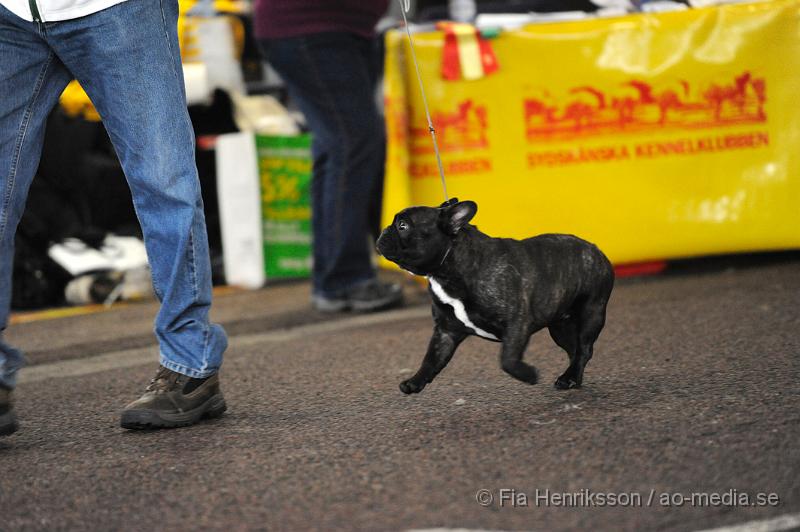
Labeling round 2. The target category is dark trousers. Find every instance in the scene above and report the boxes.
[261,32,386,298]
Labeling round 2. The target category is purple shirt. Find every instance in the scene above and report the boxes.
[254,0,390,40]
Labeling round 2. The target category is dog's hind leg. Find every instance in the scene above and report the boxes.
[499,327,539,385]
[549,317,580,390]
[400,326,467,394]
[555,298,608,389]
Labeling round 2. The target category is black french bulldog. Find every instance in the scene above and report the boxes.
[376,199,614,394]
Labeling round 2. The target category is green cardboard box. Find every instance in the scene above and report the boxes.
[256,134,312,279]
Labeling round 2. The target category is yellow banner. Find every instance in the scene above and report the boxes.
[383,0,800,265]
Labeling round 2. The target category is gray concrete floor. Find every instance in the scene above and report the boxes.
[1,262,798,531]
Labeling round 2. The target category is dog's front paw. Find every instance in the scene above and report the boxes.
[554,373,580,390]
[399,378,426,394]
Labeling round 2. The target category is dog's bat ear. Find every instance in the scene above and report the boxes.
[440,200,477,235]
[438,197,459,209]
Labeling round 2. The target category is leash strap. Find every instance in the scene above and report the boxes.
[397,0,449,201]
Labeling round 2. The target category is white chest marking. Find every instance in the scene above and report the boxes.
[428,277,499,341]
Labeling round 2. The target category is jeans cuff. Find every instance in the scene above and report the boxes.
[0,351,27,391]
[159,356,218,379]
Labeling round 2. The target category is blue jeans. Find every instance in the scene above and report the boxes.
[261,33,386,298]
[0,0,227,389]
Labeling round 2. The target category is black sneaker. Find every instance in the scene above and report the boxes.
[312,279,404,313]
[120,366,227,430]
[0,386,17,437]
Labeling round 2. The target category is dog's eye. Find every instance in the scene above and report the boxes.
[397,220,409,232]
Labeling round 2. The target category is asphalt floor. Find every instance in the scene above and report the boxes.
[0,258,798,531]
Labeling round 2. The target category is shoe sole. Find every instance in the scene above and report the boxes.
[120,394,227,430]
[351,295,404,312]
[312,297,350,313]
[314,292,404,313]
[0,410,18,437]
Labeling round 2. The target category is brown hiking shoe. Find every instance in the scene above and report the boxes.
[120,366,226,430]
[0,386,18,437]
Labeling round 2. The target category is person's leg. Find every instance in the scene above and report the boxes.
[0,5,73,434]
[45,0,227,427]
[47,0,227,377]
[263,33,400,310]
[366,33,388,241]
[308,140,329,297]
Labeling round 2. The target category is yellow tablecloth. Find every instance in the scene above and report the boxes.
[382,0,800,265]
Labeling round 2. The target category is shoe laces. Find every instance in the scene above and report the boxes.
[146,366,180,393]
